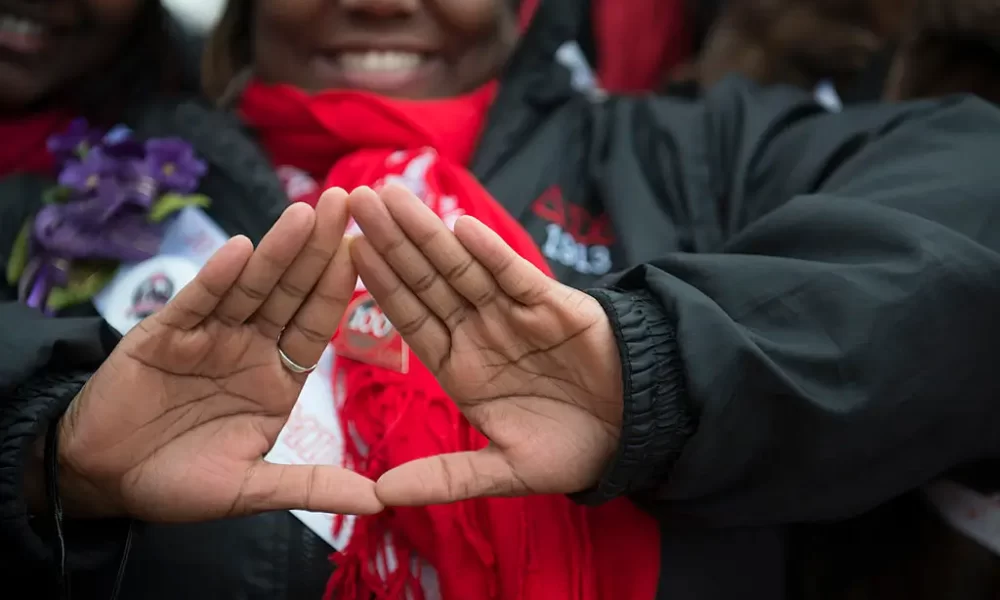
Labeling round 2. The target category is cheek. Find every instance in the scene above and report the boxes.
[253,0,330,85]
[256,0,330,30]
[432,0,500,34]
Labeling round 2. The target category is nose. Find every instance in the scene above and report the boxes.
[339,0,419,18]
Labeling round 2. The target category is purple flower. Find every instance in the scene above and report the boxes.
[32,202,163,263]
[103,136,145,161]
[46,119,104,165]
[142,138,207,194]
[19,257,70,316]
[57,147,122,195]
[42,194,122,229]
[117,160,161,208]
[21,123,210,316]
[56,146,158,214]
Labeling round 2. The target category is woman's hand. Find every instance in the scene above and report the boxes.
[57,188,382,521]
[347,186,623,507]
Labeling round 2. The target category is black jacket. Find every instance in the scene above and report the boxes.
[487,0,1000,596]
[4,0,1000,598]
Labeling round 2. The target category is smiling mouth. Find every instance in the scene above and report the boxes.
[0,13,46,54]
[327,50,436,94]
[339,50,425,72]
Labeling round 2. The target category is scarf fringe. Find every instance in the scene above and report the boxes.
[329,366,500,599]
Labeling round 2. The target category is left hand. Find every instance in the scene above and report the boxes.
[346,185,624,506]
[56,189,380,521]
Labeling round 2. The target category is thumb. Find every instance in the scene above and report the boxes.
[238,462,383,516]
[374,447,526,506]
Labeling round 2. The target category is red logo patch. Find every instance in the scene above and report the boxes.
[331,293,409,373]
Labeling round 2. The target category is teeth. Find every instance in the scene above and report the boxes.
[0,15,43,36]
[339,51,423,72]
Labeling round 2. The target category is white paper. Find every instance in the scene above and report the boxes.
[94,206,228,335]
[266,346,356,549]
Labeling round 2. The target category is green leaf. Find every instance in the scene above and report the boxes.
[42,186,72,205]
[6,220,32,285]
[45,261,118,312]
[148,193,211,223]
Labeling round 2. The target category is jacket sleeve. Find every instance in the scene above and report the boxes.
[576,77,1000,527]
[0,302,127,575]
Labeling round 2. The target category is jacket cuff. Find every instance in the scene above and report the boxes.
[1,371,88,560]
[0,371,127,571]
[571,288,696,505]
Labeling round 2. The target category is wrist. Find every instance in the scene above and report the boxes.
[572,288,696,504]
[588,315,625,472]
[16,371,121,520]
[25,403,122,520]
[54,405,123,520]
[24,418,110,519]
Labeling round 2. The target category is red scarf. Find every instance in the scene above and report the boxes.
[0,112,73,177]
[240,80,661,600]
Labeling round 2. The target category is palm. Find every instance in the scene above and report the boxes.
[348,186,623,506]
[59,191,382,521]
[89,322,296,518]
[445,297,619,494]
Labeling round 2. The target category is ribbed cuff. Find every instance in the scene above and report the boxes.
[1,371,129,573]
[1,371,89,562]
[571,288,696,505]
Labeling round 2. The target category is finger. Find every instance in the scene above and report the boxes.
[454,216,553,306]
[214,203,316,326]
[252,188,349,339]
[238,462,383,516]
[156,236,254,330]
[348,186,470,328]
[349,236,451,372]
[374,447,525,506]
[377,184,500,309]
[277,236,356,378]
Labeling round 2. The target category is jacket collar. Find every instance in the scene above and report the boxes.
[471,0,597,181]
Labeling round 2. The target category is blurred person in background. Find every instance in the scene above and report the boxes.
[883,0,1000,104]
[678,0,1000,106]
[675,0,908,100]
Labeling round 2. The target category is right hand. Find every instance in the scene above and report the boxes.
[56,188,382,521]
[347,186,623,506]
